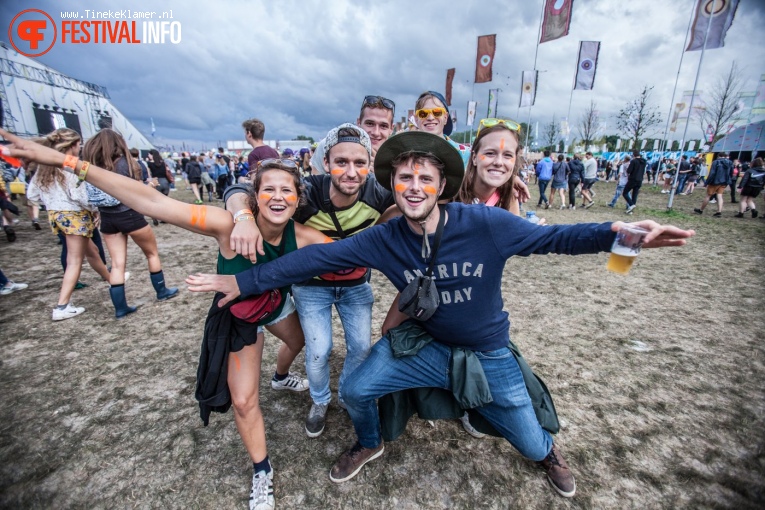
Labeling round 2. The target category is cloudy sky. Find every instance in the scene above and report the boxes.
[2,0,764,149]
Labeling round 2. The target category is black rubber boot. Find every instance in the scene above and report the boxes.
[753,210,759,218]
[109,284,138,319]
[150,270,179,301]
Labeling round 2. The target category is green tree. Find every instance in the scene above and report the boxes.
[295,135,315,144]
[616,85,662,150]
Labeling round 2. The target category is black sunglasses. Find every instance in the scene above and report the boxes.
[362,95,395,112]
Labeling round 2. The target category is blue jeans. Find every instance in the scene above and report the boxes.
[292,283,374,405]
[537,179,550,205]
[609,184,625,207]
[342,338,554,461]
[676,174,689,194]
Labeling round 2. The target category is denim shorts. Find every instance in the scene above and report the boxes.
[257,293,296,335]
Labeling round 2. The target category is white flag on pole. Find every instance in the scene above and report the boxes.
[653,139,659,151]
[574,41,601,90]
[519,71,538,108]
[640,139,647,150]
[616,139,621,150]
[466,101,477,126]
[688,140,696,151]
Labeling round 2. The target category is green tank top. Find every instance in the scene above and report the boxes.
[216,219,298,322]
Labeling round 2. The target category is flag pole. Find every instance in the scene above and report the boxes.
[525,0,546,152]
[668,1,714,211]
[659,0,696,157]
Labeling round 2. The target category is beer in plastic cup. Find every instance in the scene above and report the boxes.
[607,226,649,274]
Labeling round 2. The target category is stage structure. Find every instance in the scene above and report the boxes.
[0,41,153,150]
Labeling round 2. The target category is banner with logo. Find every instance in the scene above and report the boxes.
[686,0,740,51]
[445,68,455,106]
[487,89,499,118]
[540,0,574,44]
[519,71,538,108]
[475,34,496,83]
[574,41,600,90]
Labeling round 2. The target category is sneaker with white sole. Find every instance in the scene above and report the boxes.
[0,281,28,295]
[329,441,385,483]
[538,444,576,497]
[305,402,329,438]
[249,469,274,510]
[52,303,85,321]
[460,412,486,438]
[271,372,309,392]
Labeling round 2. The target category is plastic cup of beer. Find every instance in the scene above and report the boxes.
[607,226,649,274]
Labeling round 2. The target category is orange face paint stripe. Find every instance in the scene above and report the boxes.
[284,195,297,203]
[232,353,241,371]
[394,184,407,192]
[423,185,438,195]
[479,155,486,161]
[259,193,272,201]
[190,204,207,230]
[323,236,333,243]
[330,168,343,175]
[500,138,505,151]
[359,168,369,175]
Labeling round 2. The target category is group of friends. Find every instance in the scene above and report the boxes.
[0,89,696,510]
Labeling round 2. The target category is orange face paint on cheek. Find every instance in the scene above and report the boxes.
[359,168,369,176]
[394,184,407,192]
[284,194,297,204]
[423,185,438,195]
[330,168,343,175]
[259,193,272,201]
[479,155,486,161]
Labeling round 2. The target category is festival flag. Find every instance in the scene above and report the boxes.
[535,121,539,139]
[407,109,415,127]
[487,89,499,117]
[519,71,538,108]
[475,35,496,83]
[445,68,455,106]
[669,102,683,132]
[540,0,574,44]
[752,75,765,115]
[466,101,477,126]
[574,41,600,90]
[653,139,659,151]
[640,139,647,150]
[686,0,740,51]
[688,140,696,151]
[560,118,570,138]
[150,117,156,136]
[628,139,634,150]
[450,110,458,131]
[615,139,621,150]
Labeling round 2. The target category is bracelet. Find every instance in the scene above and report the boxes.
[234,214,255,223]
[63,154,79,171]
[75,161,90,187]
[233,208,254,222]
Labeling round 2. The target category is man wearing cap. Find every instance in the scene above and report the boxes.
[223,124,394,438]
[190,131,693,498]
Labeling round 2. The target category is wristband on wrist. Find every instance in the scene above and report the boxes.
[75,161,90,187]
[63,154,79,171]
[234,214,255,223]
[233,208,254,222]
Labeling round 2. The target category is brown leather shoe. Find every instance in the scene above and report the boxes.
[538,444,576,497]
[329,441,384,483]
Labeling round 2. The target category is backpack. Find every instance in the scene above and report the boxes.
[748,170,765,189]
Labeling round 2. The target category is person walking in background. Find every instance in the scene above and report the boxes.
[567,154,583,209]
[675,155,691,196]
[608,156,630,209]
[682,157,700,195]
[25,128,112,321]
[186,154,204,204]
[623,150,647,215]
[82,129,179,318]
[214,154,229,200]
[550,154,568,209]
[536,150,553,208]
[734,157,764,218]
[694,152,732,217]
[0,268,28,295]
[580,152,597,209]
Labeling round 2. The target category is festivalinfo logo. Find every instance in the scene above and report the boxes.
[8,8,182,58]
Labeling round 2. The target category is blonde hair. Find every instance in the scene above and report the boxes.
[29,128,81,191]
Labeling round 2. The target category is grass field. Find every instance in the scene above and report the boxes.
[1,180,763,509]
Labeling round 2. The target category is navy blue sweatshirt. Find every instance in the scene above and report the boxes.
[235,202,616,351]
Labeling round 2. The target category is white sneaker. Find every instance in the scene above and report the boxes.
[249,469,274,510]
[0,281,28,295]
[52,303,85,321]
[271,372,309,392]
[460,412,486,439]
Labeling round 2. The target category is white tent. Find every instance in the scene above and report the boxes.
[0,41,153,150]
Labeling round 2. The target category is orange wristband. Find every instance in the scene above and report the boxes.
[63,154,79,170]
[76,161,90,187]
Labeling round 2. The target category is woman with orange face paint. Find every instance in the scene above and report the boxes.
[0,128,331,510]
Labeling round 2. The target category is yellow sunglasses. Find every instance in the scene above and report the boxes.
[477,118,522,136]
[415,107,447,119]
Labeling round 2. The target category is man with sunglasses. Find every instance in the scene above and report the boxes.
[190,131,694,498]
[224,124,394,438]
